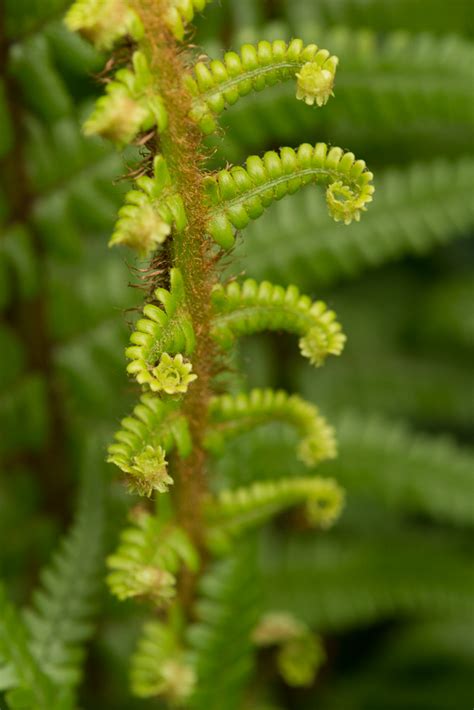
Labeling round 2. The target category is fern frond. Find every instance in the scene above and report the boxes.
[206,388,337,467]
[107,393,192,496]
[187,39,338,134]
[260,525,474,630]
[214,415,474,527]
[253,612,326,688]
[109,154,187,256]
[130,616,196,703]
[216,26,474,162]
[83,50,168,144]
[211,278,345,366]
[107,509,199,604]
[0,585,57,710]
[205,476,344,547]
[323,411,474,527]
[64,0,144,49]
[286,0,474,37]
[125,267,196,390]
[187,541,260,710]
[204,143,374,248]
[240,157,474,287]
[23,444,105,690]
[166,0,214,41]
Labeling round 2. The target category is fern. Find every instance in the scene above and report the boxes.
[130,615,196,703]
[23,443,105,690]
[205,143,374,248]
[285,0,474,37]
[238,157,474,287]
[107,393,192,496]
[107,509,199,604]
[0,586,57,710]
[322,412,474,527]
[205,476,344,547]
[125,267,196,387]
[259,524,473,630]
[211,278,345,365]
[187,541,260,710]
[213,417,474,527]
[214,25,474,162]
[206,388,337,467]
[186,39,338,134]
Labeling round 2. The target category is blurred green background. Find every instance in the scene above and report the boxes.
[1,1,473,708]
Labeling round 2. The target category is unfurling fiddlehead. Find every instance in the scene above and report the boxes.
[204,476,344,550]
[186,40,338,134]
[107,508,199,604]
[205,389,337,467]
[204,144,374,248]
[107,394,192,496]
[64,0,373,703]
[211,278,346,366]
[252,612,326,687]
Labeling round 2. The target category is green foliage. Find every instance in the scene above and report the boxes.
[206,388,337,467]
[130,617,196,703]
[205,476,344,549]
[125,268,196,387]
[211,278,345,365]
[214,416,474,527]
[107,393,192,496]
[239,157,474,287]
[285,0,474,36]
[259,523,473,630]
[187,542,260,710]
[187,39,338,134]
[214,24,474,164]
[205,143,374,248]
[107,509,199,605]
[0,586,58,710]
[0,444,105,708]
[23,452,105,689]
[2,0,473,708]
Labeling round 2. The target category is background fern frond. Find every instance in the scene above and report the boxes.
[23,439,106,690]
[187,540,260,710]
[0,585,57,710]
[259,523,473,630]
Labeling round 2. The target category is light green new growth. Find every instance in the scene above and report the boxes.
[186,39,338,134]
[211,278,345,366]
[125,268,196,390]
[205,476,344,548]
[107,509,199,604]
[206,389,337,467]
[84,51,168,145]
[252,611,326,687]
[165,0,214,40]
[64,0,144,49]
[108,394,192,496]
[110,155,187,257]
[64,0,374,703]
[204,143,374,248]
[131,620,196,703]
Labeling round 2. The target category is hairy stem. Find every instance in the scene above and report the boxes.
[133,1,215,549]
